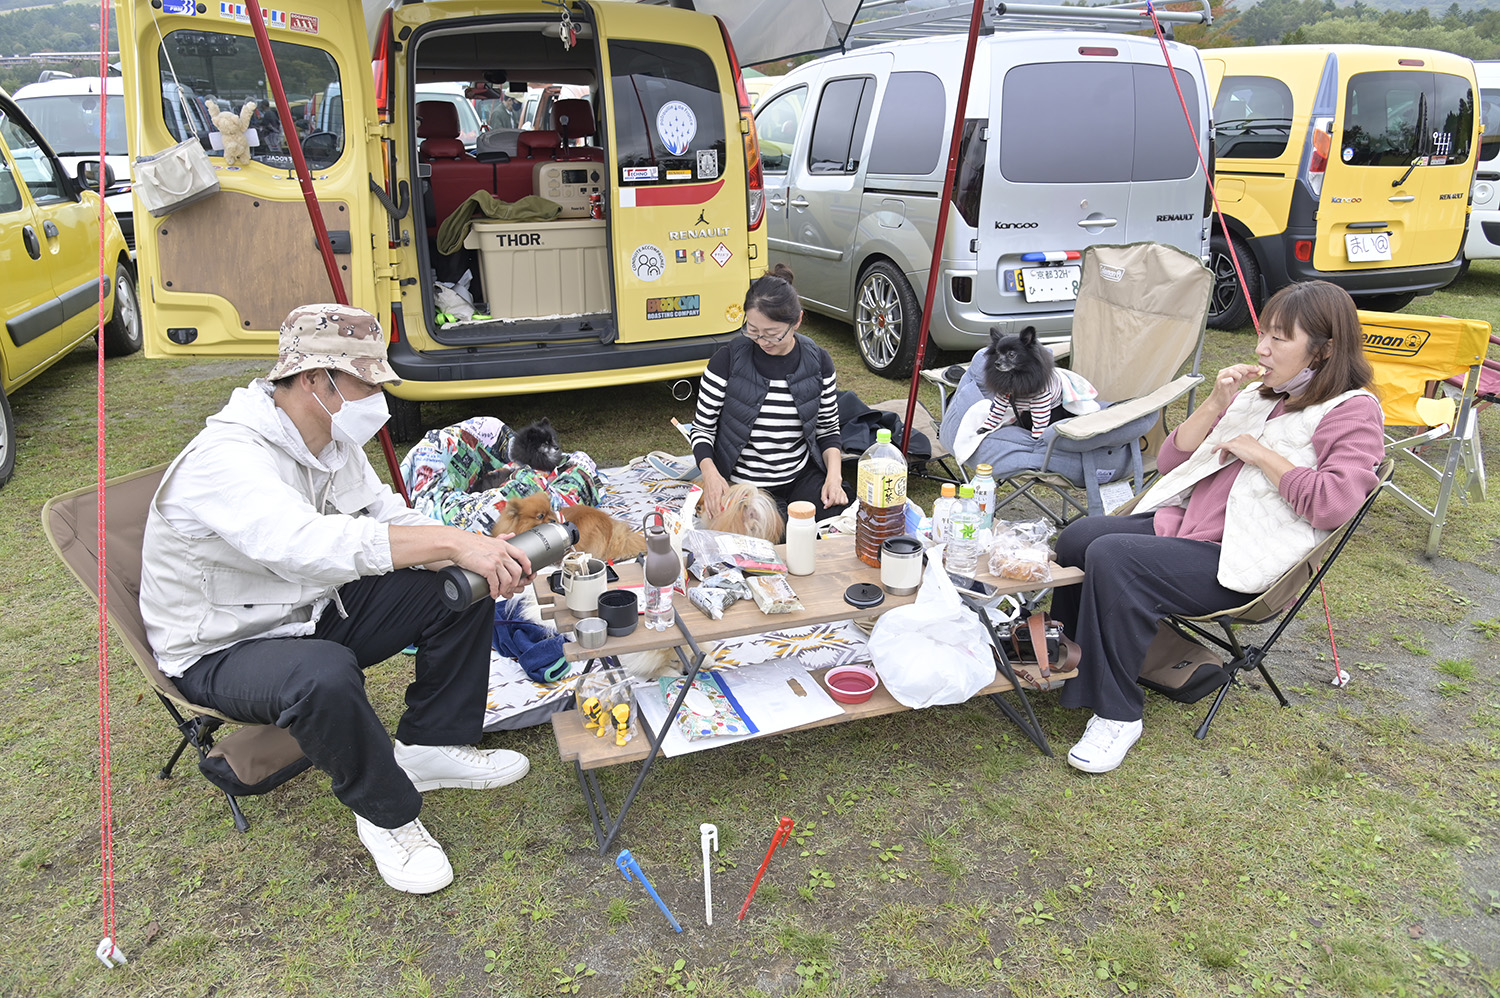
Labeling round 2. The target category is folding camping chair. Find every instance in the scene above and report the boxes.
[41,465,309,832]
[1127,458,1395,740]
[1359,310,1490,557]
[937,241,1213,524]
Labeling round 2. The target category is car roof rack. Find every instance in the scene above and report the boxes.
[844,0,1212,49]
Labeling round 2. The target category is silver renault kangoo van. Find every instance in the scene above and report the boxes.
[754,31,1212,376]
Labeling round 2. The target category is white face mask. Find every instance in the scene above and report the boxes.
[316,372,390,448]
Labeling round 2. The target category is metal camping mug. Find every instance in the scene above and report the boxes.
[562,555,608,616]
[880,535,925,595]
[437,520,580,612]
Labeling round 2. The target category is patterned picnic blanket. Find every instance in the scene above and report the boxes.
[400,424,872,730]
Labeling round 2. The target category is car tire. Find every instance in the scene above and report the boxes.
[1353,292,1417,314]
[388,393,423,443]
[854,259,921,378]
[0,383,15,489]
[1208,233,1260,331]
[101,262,143,357]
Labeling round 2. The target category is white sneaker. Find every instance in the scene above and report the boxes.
[1066,715,1144,774]
[393,740,531,792]
[355,815,453,894]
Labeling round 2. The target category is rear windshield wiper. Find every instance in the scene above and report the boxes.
[1392,155,1423,188]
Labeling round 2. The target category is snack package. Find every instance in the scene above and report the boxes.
[988,518,1055,584]
[687,568,754,620]
[682,528,787,579]
[574,668,635,745]
[746,572,804,614]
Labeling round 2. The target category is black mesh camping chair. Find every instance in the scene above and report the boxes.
[1123,458,1394,739]
[42,465,310,832]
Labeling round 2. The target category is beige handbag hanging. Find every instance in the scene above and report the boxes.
[133,11,220,217]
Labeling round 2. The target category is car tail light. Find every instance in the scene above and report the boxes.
[1398,59,1424,67]
[716,17,764,230]
[1078,47,1117,57]
[1294,240,1313,262]
[1305,115,1332,197]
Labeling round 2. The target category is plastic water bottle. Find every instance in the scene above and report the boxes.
[971,463,997,530]
[643,515,680,631]
[855,428,908,568]
[945,485,981,577]
[930,482,957,543]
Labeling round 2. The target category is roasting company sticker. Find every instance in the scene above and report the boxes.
[647,295,701,320]
[656,101,697,156]
[622,166,658,183]
[711,242,732,268]
[631,244,665,282]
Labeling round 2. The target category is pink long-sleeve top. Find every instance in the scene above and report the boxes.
[1152,392,1385,543]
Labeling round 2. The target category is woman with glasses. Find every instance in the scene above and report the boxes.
[691,264,849,527]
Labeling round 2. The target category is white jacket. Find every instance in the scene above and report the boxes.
[1134,385,1374,593]
[140,380,432,676]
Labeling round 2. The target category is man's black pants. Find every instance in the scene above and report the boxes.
[174,569,494,828]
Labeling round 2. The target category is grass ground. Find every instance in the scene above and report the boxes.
[2,265,1499,997]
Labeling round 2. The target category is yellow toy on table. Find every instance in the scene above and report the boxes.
[612,704,631,747]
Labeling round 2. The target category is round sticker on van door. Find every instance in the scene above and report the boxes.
[631,244,666,282]
[656,101,697,156]
[1342,147,1354,162]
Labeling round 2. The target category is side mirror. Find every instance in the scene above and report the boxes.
[76,160,115,190]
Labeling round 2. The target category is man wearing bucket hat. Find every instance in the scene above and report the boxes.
[141,303,534,895]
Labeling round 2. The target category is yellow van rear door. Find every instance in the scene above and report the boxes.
[118,0,376,358]
[1317,57,1477,272]
[592,2,762,342]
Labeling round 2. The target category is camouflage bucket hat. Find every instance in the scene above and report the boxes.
[266,304,400,386]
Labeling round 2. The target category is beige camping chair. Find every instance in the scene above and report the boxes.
[42,465,308,832]
[1122,458,1395,740]
[991,241,1213,522]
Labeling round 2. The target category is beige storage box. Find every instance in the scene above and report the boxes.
[462,218,609,319]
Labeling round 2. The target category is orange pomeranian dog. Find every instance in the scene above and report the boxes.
[491,492,647,561]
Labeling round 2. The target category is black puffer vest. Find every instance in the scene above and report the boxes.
[713,334,826,478]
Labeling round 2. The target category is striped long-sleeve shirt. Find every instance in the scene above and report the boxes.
[692,340,841,487]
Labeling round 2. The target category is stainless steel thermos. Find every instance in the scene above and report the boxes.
[437,520,580,611]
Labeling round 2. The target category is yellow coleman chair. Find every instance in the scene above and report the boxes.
[1359,310,1490,557]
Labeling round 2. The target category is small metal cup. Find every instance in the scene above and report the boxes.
[575,617,608,650]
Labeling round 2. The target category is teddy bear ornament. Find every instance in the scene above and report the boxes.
[206,100,257,168]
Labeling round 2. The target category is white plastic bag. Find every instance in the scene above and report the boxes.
[868,545,995,708]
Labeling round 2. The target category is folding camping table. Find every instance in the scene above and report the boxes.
[541,534,1082,852]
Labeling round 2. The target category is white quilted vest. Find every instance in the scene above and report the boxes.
[1134,386,1374,593]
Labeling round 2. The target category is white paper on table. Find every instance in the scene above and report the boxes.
[631,659,845,757]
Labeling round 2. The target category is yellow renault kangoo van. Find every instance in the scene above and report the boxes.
[117,0,766,438]
[1205,45,1478,329]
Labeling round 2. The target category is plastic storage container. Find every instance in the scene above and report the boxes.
[855,428,908,568]
[462,218,609,318]
[945,484,981,577]
[785,501,817,576]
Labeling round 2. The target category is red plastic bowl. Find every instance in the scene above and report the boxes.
[824,665,879,705]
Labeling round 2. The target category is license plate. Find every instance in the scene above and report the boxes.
[1345,232,1392,262]
[1020,266,1080,303]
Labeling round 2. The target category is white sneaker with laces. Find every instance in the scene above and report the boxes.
[1067,715,1144,774]
[355,815,453,894]
[393,740,531,792]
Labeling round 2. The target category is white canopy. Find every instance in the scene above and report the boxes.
[360,0,869,66]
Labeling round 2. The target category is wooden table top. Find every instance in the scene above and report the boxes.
[541,533,1083,771]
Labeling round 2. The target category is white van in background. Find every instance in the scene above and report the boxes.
[1464,60,1500,271]
[754,31,1212,376]
[14,75,135,250]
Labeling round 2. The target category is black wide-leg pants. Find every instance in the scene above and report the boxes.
[1049,513,1256,724]
[174,569,494,828]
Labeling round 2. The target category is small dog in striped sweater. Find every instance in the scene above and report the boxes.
[979,325,1072,440]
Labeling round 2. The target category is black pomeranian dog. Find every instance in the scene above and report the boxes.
[979,325,1069,440]
[508,417,564,472]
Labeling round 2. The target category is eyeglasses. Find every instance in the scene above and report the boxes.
[742,323,793,345]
